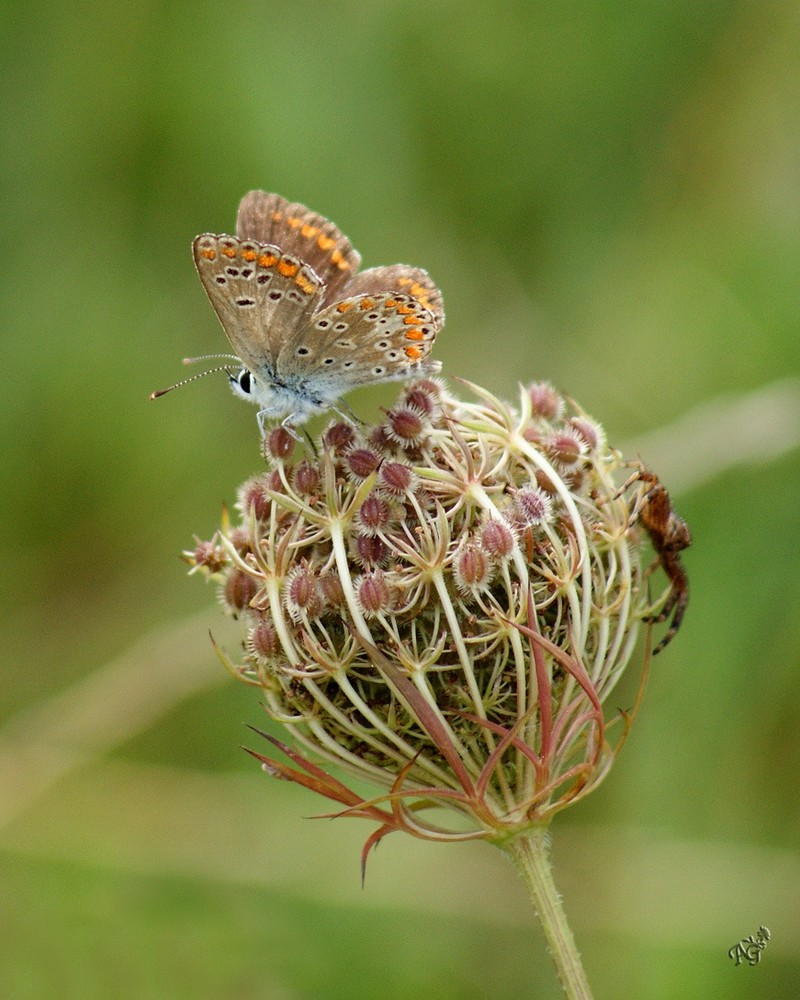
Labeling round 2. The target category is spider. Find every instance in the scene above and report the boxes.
[625,467,691,654]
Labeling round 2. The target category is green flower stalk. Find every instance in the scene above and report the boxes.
[188,377,689,999]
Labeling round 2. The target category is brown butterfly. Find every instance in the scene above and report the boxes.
[154,191,444,435]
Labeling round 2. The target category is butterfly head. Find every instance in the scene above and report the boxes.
[228,367,255,402]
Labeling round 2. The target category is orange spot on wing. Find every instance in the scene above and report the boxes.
[258,252,278,267]
[336,301,355,313]
[404,346,424,360]
[405,329,425,341]
[403,315,423,325]
[201,248,216,260]
[295,273,317,294]
[286,216,302,229]
[278,259,299,277]
[301,224,319,239]
[241,249,257,261]
[384,299,398,309]
[358,298,375,310]
[221,246,237,259]
[331,250,350,270]
[396,304,414,315]
[317,235,336,251]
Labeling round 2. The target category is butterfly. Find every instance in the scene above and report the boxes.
[173,191,444,435]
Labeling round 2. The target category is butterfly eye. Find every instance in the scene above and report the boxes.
[229,369,253,398]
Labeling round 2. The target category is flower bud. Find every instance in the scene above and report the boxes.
[236,476,271,520]
[528,381,564,419]
[356,570,394,617]
[379,461,417,495]
[293,461,320,496]
[248,616,280,660]
[513,487,554,526]
[454,541,492,594]
[480,518,516,561]
[386,406,427,445]
[546,431,586,469]
[284,565,321,622]
[346,447,382,480]
[356,493,397,536]
[323,422,356,454]
[221,569,258,614]
[265,426,295,460]
[353,534,389,567]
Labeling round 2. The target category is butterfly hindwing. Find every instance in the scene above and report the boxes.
[343,265,445,330]
[275,292,439,402]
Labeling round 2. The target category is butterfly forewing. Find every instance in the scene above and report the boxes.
[192,234,324,373]
[236,190,361,305]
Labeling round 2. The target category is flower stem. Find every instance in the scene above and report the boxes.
[504,827,594,999]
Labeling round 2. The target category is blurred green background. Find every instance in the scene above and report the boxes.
[2,2,799,997]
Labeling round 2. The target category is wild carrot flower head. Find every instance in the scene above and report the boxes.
[188,378,681,857]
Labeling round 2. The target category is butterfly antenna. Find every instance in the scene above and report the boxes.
[182,354,241,365]
[149,365,234,400]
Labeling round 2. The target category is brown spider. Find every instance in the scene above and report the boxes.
[625,467,691,654]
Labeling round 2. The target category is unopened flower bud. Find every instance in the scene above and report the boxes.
[222,569,258,614]
[513,487,554,525]
[546,432,586,469]
[356,493,397,536]
[293,461,320,495]
[379,461,417,495]
[237,476,271,520]
[386,406,427,445]
[454,541,492,594]
[481,518,516,561]
[528,381,564,419]
[265,426,295,460]
[356,570,394,616]
[403,385,437,417]
[323,422,356,454]
[248,616,280,660]
[318,571,345,610]
[353,534,389,567]
[569,416,604,452]
[284,565,321,622]
[347,447,382,480]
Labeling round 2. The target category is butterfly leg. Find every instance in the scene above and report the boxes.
[256,405,290,438]
[273,414,318,456]
[330,400,365,426]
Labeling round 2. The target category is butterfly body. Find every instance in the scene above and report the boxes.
[191,192,444,432]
